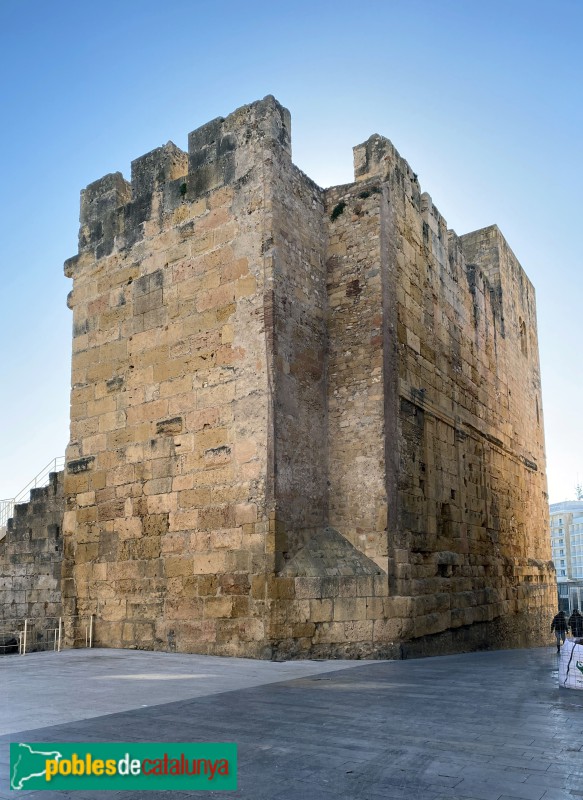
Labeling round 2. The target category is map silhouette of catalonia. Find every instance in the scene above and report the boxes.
[11,743,62,789]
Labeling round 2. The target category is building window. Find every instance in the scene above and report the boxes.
[560,570,566,576]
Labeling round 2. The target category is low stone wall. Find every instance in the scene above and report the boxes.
[0,472,64,650]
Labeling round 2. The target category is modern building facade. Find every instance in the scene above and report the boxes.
[550,500,583,612]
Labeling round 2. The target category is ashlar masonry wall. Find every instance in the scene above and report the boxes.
[63,99,286,656]
[0,472,64,646]
[335,135,554,652]
[61,96,555,659]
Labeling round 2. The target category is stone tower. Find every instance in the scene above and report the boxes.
[61,96,555,658]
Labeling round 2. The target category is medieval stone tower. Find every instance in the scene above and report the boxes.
[58,95,554,658]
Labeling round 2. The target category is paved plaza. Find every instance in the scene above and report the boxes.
[1,646,582,799]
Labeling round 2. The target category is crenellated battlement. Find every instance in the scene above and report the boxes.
[67,96,292,270]
[353,133,421,191]
[131,141,188,199]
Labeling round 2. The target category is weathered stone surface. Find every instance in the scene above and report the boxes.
[3,96,555,659]
[0,635,18,654]
[0,472,64,648]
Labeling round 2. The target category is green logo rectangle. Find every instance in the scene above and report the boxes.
[10,742,237,791]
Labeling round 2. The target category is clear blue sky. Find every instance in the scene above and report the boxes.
[0,0,581,503]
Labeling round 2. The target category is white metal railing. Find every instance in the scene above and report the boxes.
[0,615,94,656]
[0,456,65,529]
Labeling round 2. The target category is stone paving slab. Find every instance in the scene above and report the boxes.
[0,649,366,736]
[1,646,582,799]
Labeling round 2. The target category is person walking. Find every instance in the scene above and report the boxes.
[568,608,583,639]
[551,610,568,652]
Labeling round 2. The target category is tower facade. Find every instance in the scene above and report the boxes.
[61,96,555,657]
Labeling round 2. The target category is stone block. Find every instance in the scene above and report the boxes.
[313,622,347,644]
[294,577,322,599]
[309,599,333,622]
[333,598,367,622]
[204,596,233,618]
[192,552,227,575]
[164,557,192,578]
